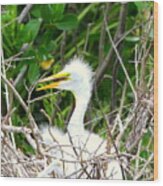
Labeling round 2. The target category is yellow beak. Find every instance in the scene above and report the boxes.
[37,72,70,91]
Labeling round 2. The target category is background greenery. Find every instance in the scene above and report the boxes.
[1,2,154,180]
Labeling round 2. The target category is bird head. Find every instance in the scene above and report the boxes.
[37,57,93,95]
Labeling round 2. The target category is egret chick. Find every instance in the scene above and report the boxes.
[37,57,123,179]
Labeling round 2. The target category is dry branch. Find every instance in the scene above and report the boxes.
[1,74,44,154]
[18,4,33,23]
[1,41,16,148]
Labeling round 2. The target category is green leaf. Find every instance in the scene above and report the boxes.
[2,5,17,24]
[40,4,65,23]
[134,2,153,12]
[149,27,154,39]
[51,4,65,21]
[20,19,42,43]
[128,2,138,17]
[140,150,149,159]
[28,62,40,83]
[134,2,145,11]
[40,5,52,22]
[31,5,42,18]
[142,131,151,146]
[55,14,78,31]
[125,36,140,42]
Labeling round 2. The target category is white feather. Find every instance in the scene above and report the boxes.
[40,57,123,179]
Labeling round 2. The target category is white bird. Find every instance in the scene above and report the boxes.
[37,57,123,179]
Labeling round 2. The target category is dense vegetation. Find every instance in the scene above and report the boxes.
[1,2,155,180]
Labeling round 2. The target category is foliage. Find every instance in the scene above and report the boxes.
[1,2,154,180]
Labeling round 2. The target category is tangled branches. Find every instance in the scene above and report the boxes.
[1,2,155,180]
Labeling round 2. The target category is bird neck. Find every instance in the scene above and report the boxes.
[67,89,91,136]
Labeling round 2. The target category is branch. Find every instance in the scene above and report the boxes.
[1,74,43,154]
[95,3,128,86]
[13,65,28,87]
[37,160,63,178]
[83,23,92,52]
[1,125,31,134]
[104,17,137,102]
[1,74,29,114]
[1,125,36,149]
[94,84,125,180]
[18,4,33,23]
[60,31,67,65]
[28,91,61,104]
[134,153,154,180]
[98,4,110,64]
[1,39,16,148]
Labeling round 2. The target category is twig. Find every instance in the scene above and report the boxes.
[83,23,92,52]
[1,40,16,148]
[65,167,86,178]
[118,80,127,117]
[115,106,136,147]
[134,153,154,180]
[40,109,52,125]
[5,56,34,64]
[2,74,29,114]
[134,44,139,87]
[116,16,153,48]
[95,3,128,87]
[104,17,137,102]
[2,17,18,29]
[67,131,91,179]
[37,160,63,178]
[134,140,142,176]
[111,81,127,138]
[98,4,110,64]
[95,6,152,89]
[18,4,33,23]
[4,51,23,63]
[13,65,28,86]
[1,125,32,134]
[2,107,16,125]
[2,125,36,149]
[8,56,35,62]
[140,42,153,91]
[110,58,120,125]
[28,91,61,103]
[94,84,125,180]
[1,74,43,154]
[60,31,67,64]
